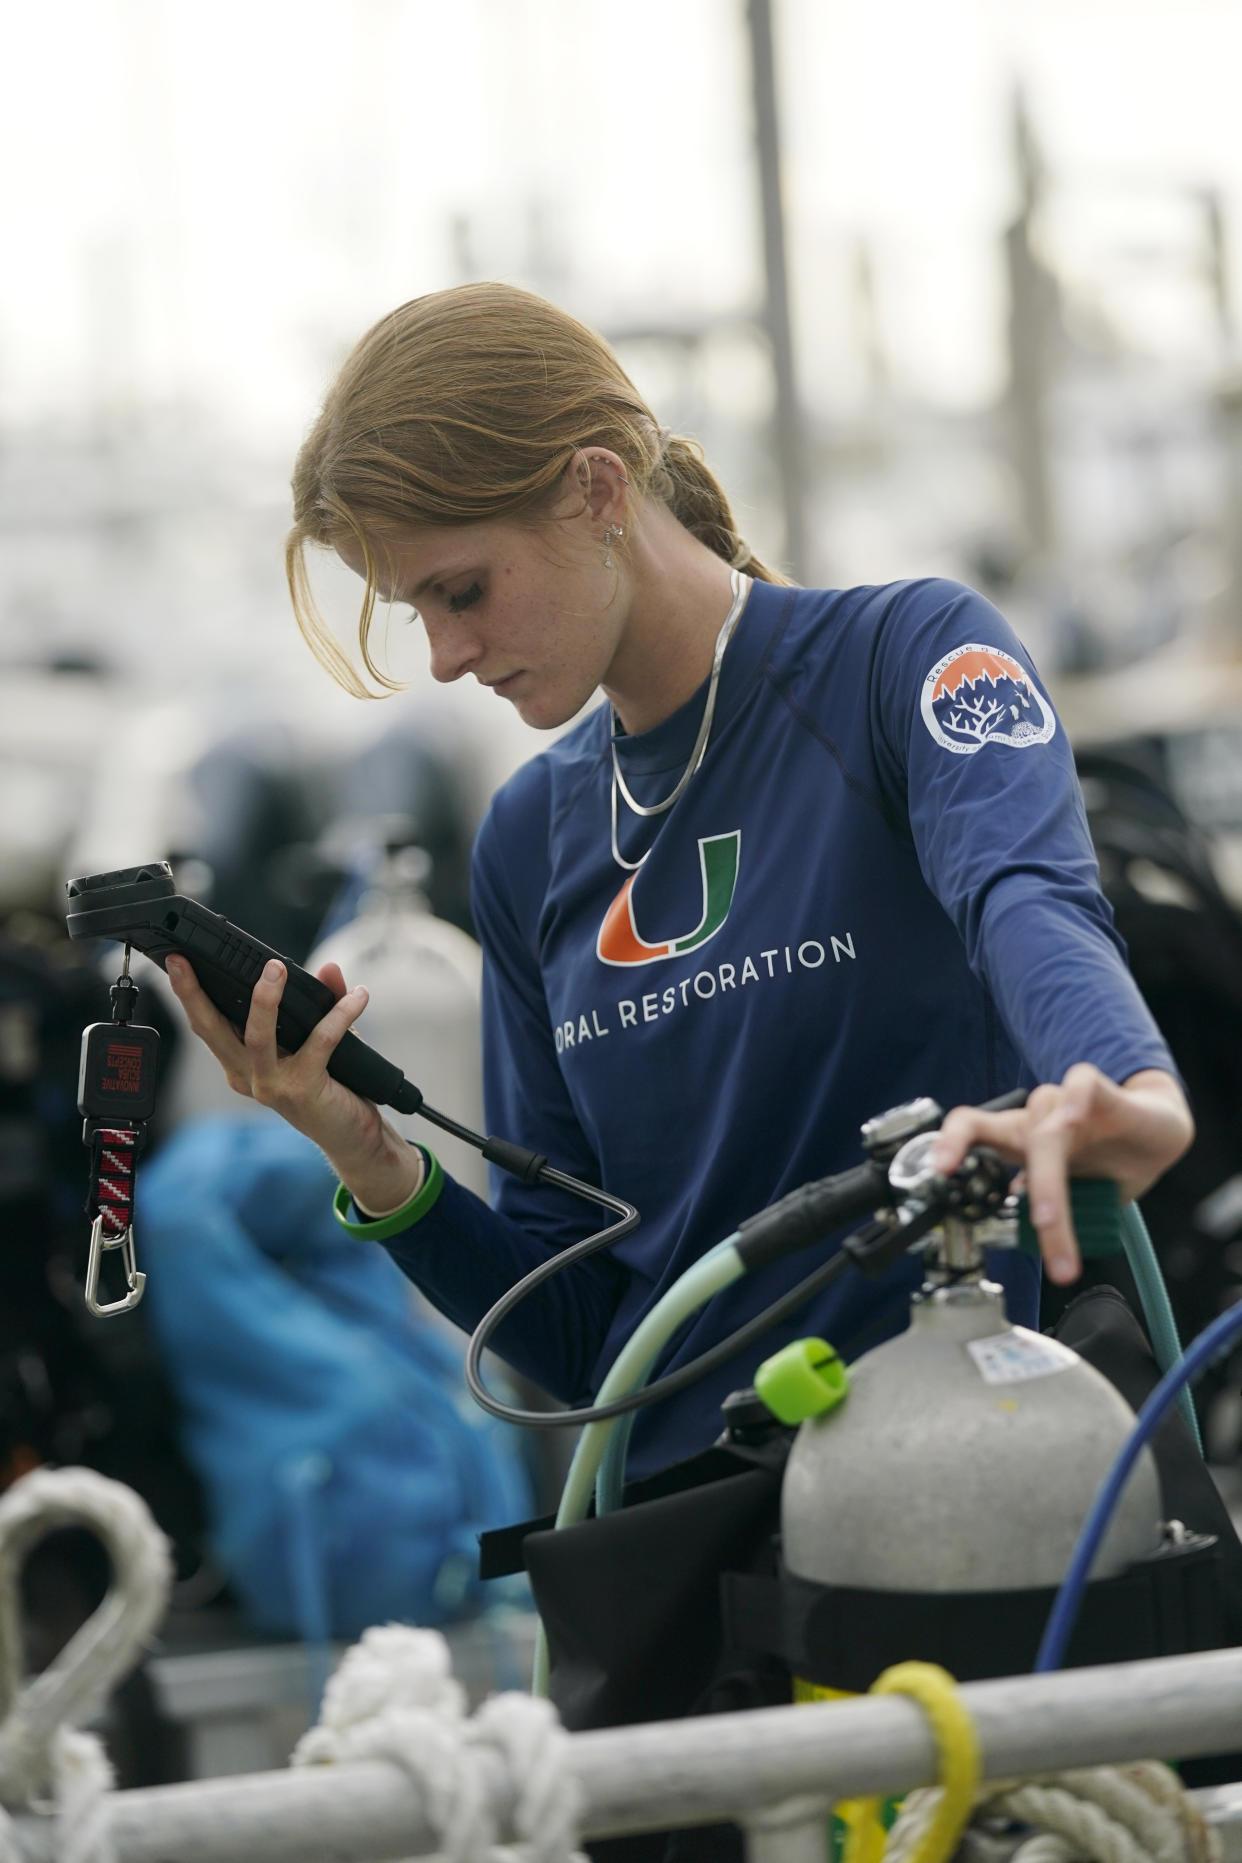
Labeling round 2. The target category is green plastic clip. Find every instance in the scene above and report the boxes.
[754,1337,850,1426]
[1017,1177,1123,1259]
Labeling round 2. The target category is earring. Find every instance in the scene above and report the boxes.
[590,454,629,486]
[603,523,624,570]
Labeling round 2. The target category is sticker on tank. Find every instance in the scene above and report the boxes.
[965,1329,1079,1384]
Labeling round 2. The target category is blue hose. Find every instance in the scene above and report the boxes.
[1035,1296,1242,1672]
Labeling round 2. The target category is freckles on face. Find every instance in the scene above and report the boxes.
[442,539,617,726]
[333,517,623,728]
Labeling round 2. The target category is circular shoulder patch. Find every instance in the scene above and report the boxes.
[920,643,1056,755]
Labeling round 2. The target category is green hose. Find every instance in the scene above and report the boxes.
[1019,1182,1202,1454]
[530,1236,745,1694]
[1120,1201,1203,1455]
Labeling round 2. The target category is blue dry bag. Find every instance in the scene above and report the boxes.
[136,1115,531,1637]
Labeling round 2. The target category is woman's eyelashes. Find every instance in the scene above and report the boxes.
[447,581,484,614]
[400,580,484,624]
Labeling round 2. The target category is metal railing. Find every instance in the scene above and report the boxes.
[9,1647,1242,1863]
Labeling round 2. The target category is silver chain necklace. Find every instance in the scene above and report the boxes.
[609,569,751,873]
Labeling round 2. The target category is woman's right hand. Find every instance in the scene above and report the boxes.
[165,953,424,1216]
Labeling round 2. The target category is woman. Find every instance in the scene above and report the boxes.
[166,282,1192,1479]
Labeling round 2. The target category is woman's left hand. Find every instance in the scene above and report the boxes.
[932,1065,1194,1285]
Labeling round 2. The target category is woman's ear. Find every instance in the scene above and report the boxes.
[566,447,629,529]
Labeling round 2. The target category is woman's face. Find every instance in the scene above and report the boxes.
[336,503,624,731]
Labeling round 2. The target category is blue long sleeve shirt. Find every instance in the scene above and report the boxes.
[380,577,1176,1478]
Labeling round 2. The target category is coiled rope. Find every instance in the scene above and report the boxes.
[0,1471,585,1863]
[0,1466,173,1863]
[843,1664,1220,1863]
[293,1623,587,1863]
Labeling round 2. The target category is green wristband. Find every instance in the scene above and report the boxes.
[332,1147,444,1240]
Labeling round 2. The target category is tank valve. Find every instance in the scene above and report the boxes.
[859,1096,943,1163]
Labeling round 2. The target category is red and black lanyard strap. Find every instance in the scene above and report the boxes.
[84,1121,146,1242]
[78,956,159,1316]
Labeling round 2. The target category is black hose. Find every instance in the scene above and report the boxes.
[423,1084,1032,1431]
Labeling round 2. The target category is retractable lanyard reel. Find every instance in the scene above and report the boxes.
[76,948,159,1315]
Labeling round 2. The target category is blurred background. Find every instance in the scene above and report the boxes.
[8,0,1242,854]
[7,0,1242,1780]
[9,0,1242,887]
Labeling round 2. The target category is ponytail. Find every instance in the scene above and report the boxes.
[653,434,792,586]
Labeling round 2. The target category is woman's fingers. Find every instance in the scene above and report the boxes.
[243,959,290,1097]
[303,982,370,1060]
[933,1103,1027,1173]
[934,1082,1092,1285]
[931,1064,1191,1288]
[316,960,349,1002]
[166,949,378,1138]
[243,961,371,1113]
[165,954,253,1093]
[1017,1080,1089,1284]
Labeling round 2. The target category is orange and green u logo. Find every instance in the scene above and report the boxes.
[596,832,742,967]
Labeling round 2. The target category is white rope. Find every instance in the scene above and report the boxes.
[0,1805,21,1863]
[469,1692,585,1863]
[1010,1836,1077,1863]
[0,1467,173,1863]
[0,1726,117,1863]
[882,1761,1221,1863]
[53,1726,117,1863]
[995,1780,1158,1863]
[293,1624,586,1863]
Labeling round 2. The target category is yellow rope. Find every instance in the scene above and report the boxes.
[841,1662,981,1863]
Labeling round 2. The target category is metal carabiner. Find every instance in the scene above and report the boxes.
[84,1214,147,1317]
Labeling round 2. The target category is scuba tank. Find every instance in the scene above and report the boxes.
[734,1114,1224,1691]
[782,1131,1161,1594]
[306,840,487,1198]
[485,1091,1234,1763]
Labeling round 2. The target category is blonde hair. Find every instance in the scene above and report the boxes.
[286,281,791,695]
